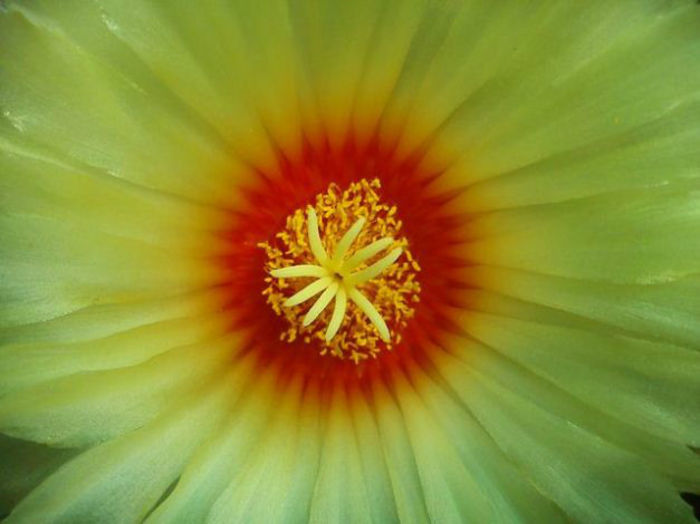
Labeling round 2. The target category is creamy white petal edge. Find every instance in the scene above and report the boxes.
[1,0,699,522]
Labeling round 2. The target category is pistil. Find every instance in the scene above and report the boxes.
[271,208,401,342]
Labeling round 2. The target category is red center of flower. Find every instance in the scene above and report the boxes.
[217,131,467,387]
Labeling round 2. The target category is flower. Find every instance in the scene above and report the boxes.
[1,0,699,522]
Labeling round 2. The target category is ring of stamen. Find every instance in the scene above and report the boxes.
[259,179,421,363]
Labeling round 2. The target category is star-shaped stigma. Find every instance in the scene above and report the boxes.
[270,208,402,343]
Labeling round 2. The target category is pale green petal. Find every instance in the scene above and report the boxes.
[287,0,388,143]
[0,288,225,345]
[0,213,217,328]
[89,0,288,165]
[391,372,496,522]
[350,0,432,137]
[437,342,700,520]
[465,186,700,283]
[0,436,79,517]
[376,1,458,144]
[0,334,239,447]
[370,380,430,523]
[409,367,568,522]
[307,387,372,524]
[0,151,229,251]
[442,299,700,489]
[18,0,286,166]
[146,359,280,523]
[471,266,700,349]
[422,2,699,180]
[468,4,700,177]
[0,3,252,205]
[208,0,306,154]
[0,311,228,396]
[206,377,323,523]
[347,389,400,523]
[466,312,700,446]
[458,101,700,212]
[5,371,237,523]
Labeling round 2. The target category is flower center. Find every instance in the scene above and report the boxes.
[259,179,421,363]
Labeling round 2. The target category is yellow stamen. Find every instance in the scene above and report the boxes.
[259,178,421,362]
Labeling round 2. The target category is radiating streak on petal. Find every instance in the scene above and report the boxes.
[434,338,700,507]
[4,367,240,524]
[348,387,400,523]
[331,217,366,266]
[348,247,403,285]
[459,354,697,522]
[270,264,327,279]
[465,311,700,446]
[307,208,328,264]
[206,377,322,522]
[0,287,226,346]
[463,186,700,285]
[0,312,229,396]
[0,334,238,447]
[325,287,347,341]
[145,361,279,523]
[308,385,372,522]
[466,264,700,351]
[283,277,332,307]
[343,237,394,272]
[391,371,493,522]
[206,374,306,523]
[406,362,569,522]
[0,434,81,512]
[369,379,431,522]
[303,282,339,327]
[348,288,390,341]
[0,6,258,206]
